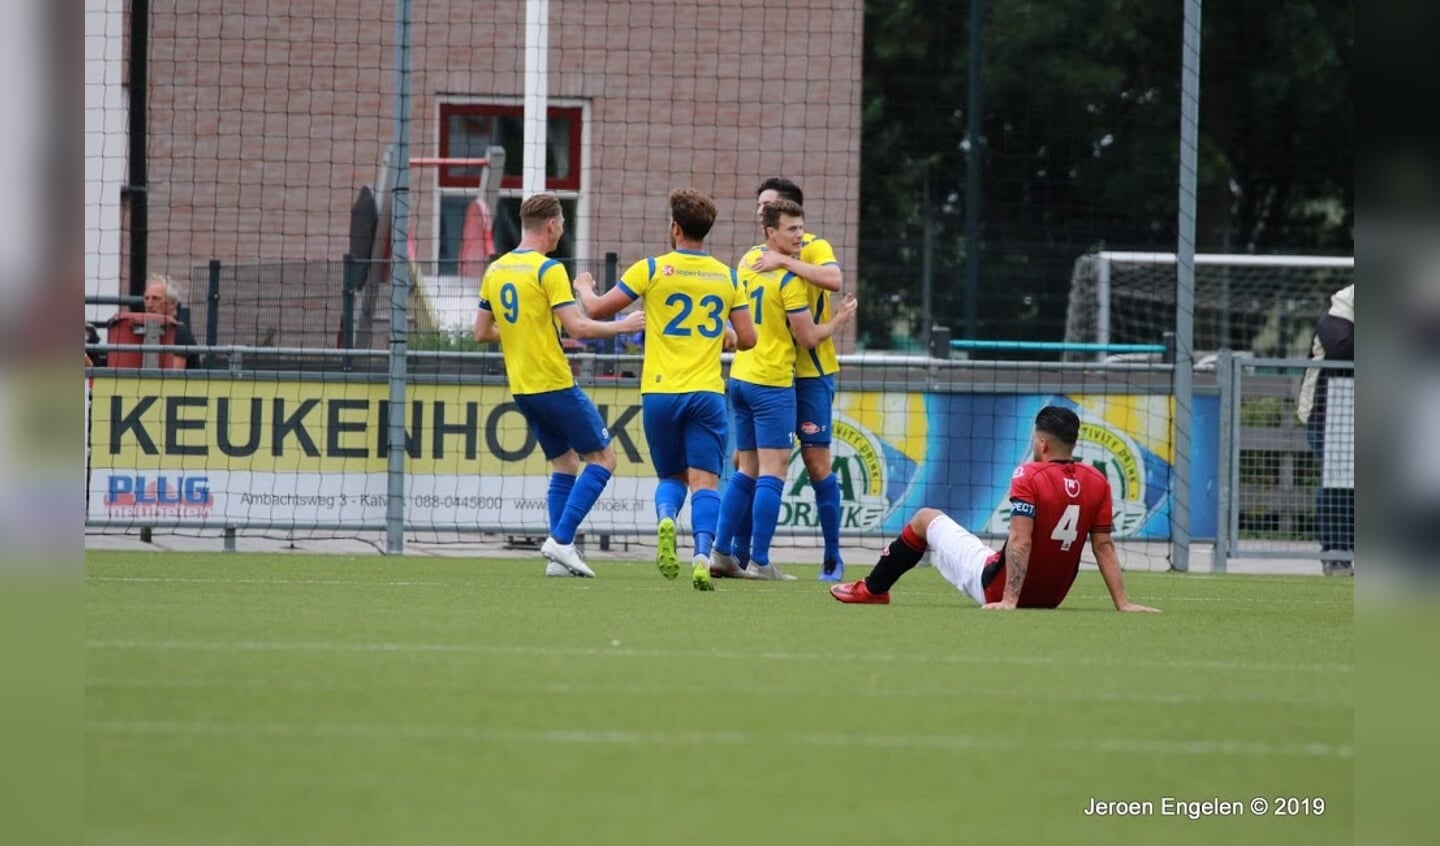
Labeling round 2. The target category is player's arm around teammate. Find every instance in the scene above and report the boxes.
[475,296,643,344]
[573,271,757,350]
[789,291,857,349]
[750,177,843,292]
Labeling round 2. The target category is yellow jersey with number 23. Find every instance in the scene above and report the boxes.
[617,249,749,395]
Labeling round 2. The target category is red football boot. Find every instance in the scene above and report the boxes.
[829,580,890,605]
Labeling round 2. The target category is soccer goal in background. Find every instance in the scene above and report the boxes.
[1063,252,1354,362]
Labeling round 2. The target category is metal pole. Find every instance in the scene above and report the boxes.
[385,0,415,556]
[126,0,150,297]
[1214,349,1232,573]
[1096,256,1111,362]
[1171,0,1202,573]
[962,0,984,341]
[602,251,619,375]
[522,0,550,197]
[205,259,221,369]
[341,254,357,372]
[921,163,934,350]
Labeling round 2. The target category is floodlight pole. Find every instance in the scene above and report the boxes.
[1171,0,1202,573]
[962,0,984,341]
[384,0,415,555]
[523,0,550,197]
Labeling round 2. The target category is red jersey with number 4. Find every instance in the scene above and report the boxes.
[983,460,1115,608]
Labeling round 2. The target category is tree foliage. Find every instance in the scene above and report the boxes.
[858,0,1352,348]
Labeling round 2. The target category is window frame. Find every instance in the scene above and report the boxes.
[433,98,590,269]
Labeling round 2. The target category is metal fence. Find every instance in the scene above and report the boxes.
[1215,353,1354,571]
[85,349,1198,566]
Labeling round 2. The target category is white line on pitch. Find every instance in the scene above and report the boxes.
[1067,593,1350,604]
[84,718,1354,759]
[83,676,1351,709]
[87,577,446,587]
[84,638,1353,674]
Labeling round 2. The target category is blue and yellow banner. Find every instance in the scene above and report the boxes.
[772,392,1219,540]
[88,375,1219,537]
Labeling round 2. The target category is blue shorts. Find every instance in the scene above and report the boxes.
[794,374,836,447]
[730,378,797,451]
[513,386,611,460]
[642,392,728,478]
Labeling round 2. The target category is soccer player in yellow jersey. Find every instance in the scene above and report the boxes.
[573,188,757,591]
[711,199,857,581]
[474,193,645,578]
[721,177,851,581]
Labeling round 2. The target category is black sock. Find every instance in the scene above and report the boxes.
[865,525,928,594]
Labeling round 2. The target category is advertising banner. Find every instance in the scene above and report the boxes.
[87,376,1218,538]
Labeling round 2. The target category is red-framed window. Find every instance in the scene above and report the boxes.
[437,103,583,191]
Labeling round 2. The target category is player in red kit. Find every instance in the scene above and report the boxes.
[830,405,1160,612]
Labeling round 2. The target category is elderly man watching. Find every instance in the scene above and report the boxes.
[141,275,200,369]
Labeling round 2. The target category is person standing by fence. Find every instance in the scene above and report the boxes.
[1296,284,1355,576]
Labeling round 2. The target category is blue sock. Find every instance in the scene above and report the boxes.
[554,465,612,545]
[655,478,688,522]
[547,473,576,535]
[690,488,721,558]
[712,473,755,556]
[734,492,754,565]
[813,473,843,564]
[750,475,784,566]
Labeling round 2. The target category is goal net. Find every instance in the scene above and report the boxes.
[1063,252,1354,360]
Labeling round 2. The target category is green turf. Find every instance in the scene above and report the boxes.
[85,551,1352,845]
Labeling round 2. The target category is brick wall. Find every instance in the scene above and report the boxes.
[144,0,862,340]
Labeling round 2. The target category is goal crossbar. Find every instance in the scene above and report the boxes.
[1096,251,1353,269]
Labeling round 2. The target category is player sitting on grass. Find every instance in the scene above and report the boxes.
[831,405,1160,612]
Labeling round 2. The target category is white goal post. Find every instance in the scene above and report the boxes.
[1064,251,1354,361]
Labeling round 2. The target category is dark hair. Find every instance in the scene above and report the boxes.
[669,188,717,241]
[757,177,803,206]
[761,199,804,232]
[1034,405,1080,448]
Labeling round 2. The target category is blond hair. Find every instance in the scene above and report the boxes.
[519,193,564,232]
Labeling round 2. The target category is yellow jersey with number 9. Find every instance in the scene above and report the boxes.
[477,249,575,395]
[617,249,749,395]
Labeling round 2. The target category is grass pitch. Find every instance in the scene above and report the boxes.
[86,551,1352,845]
